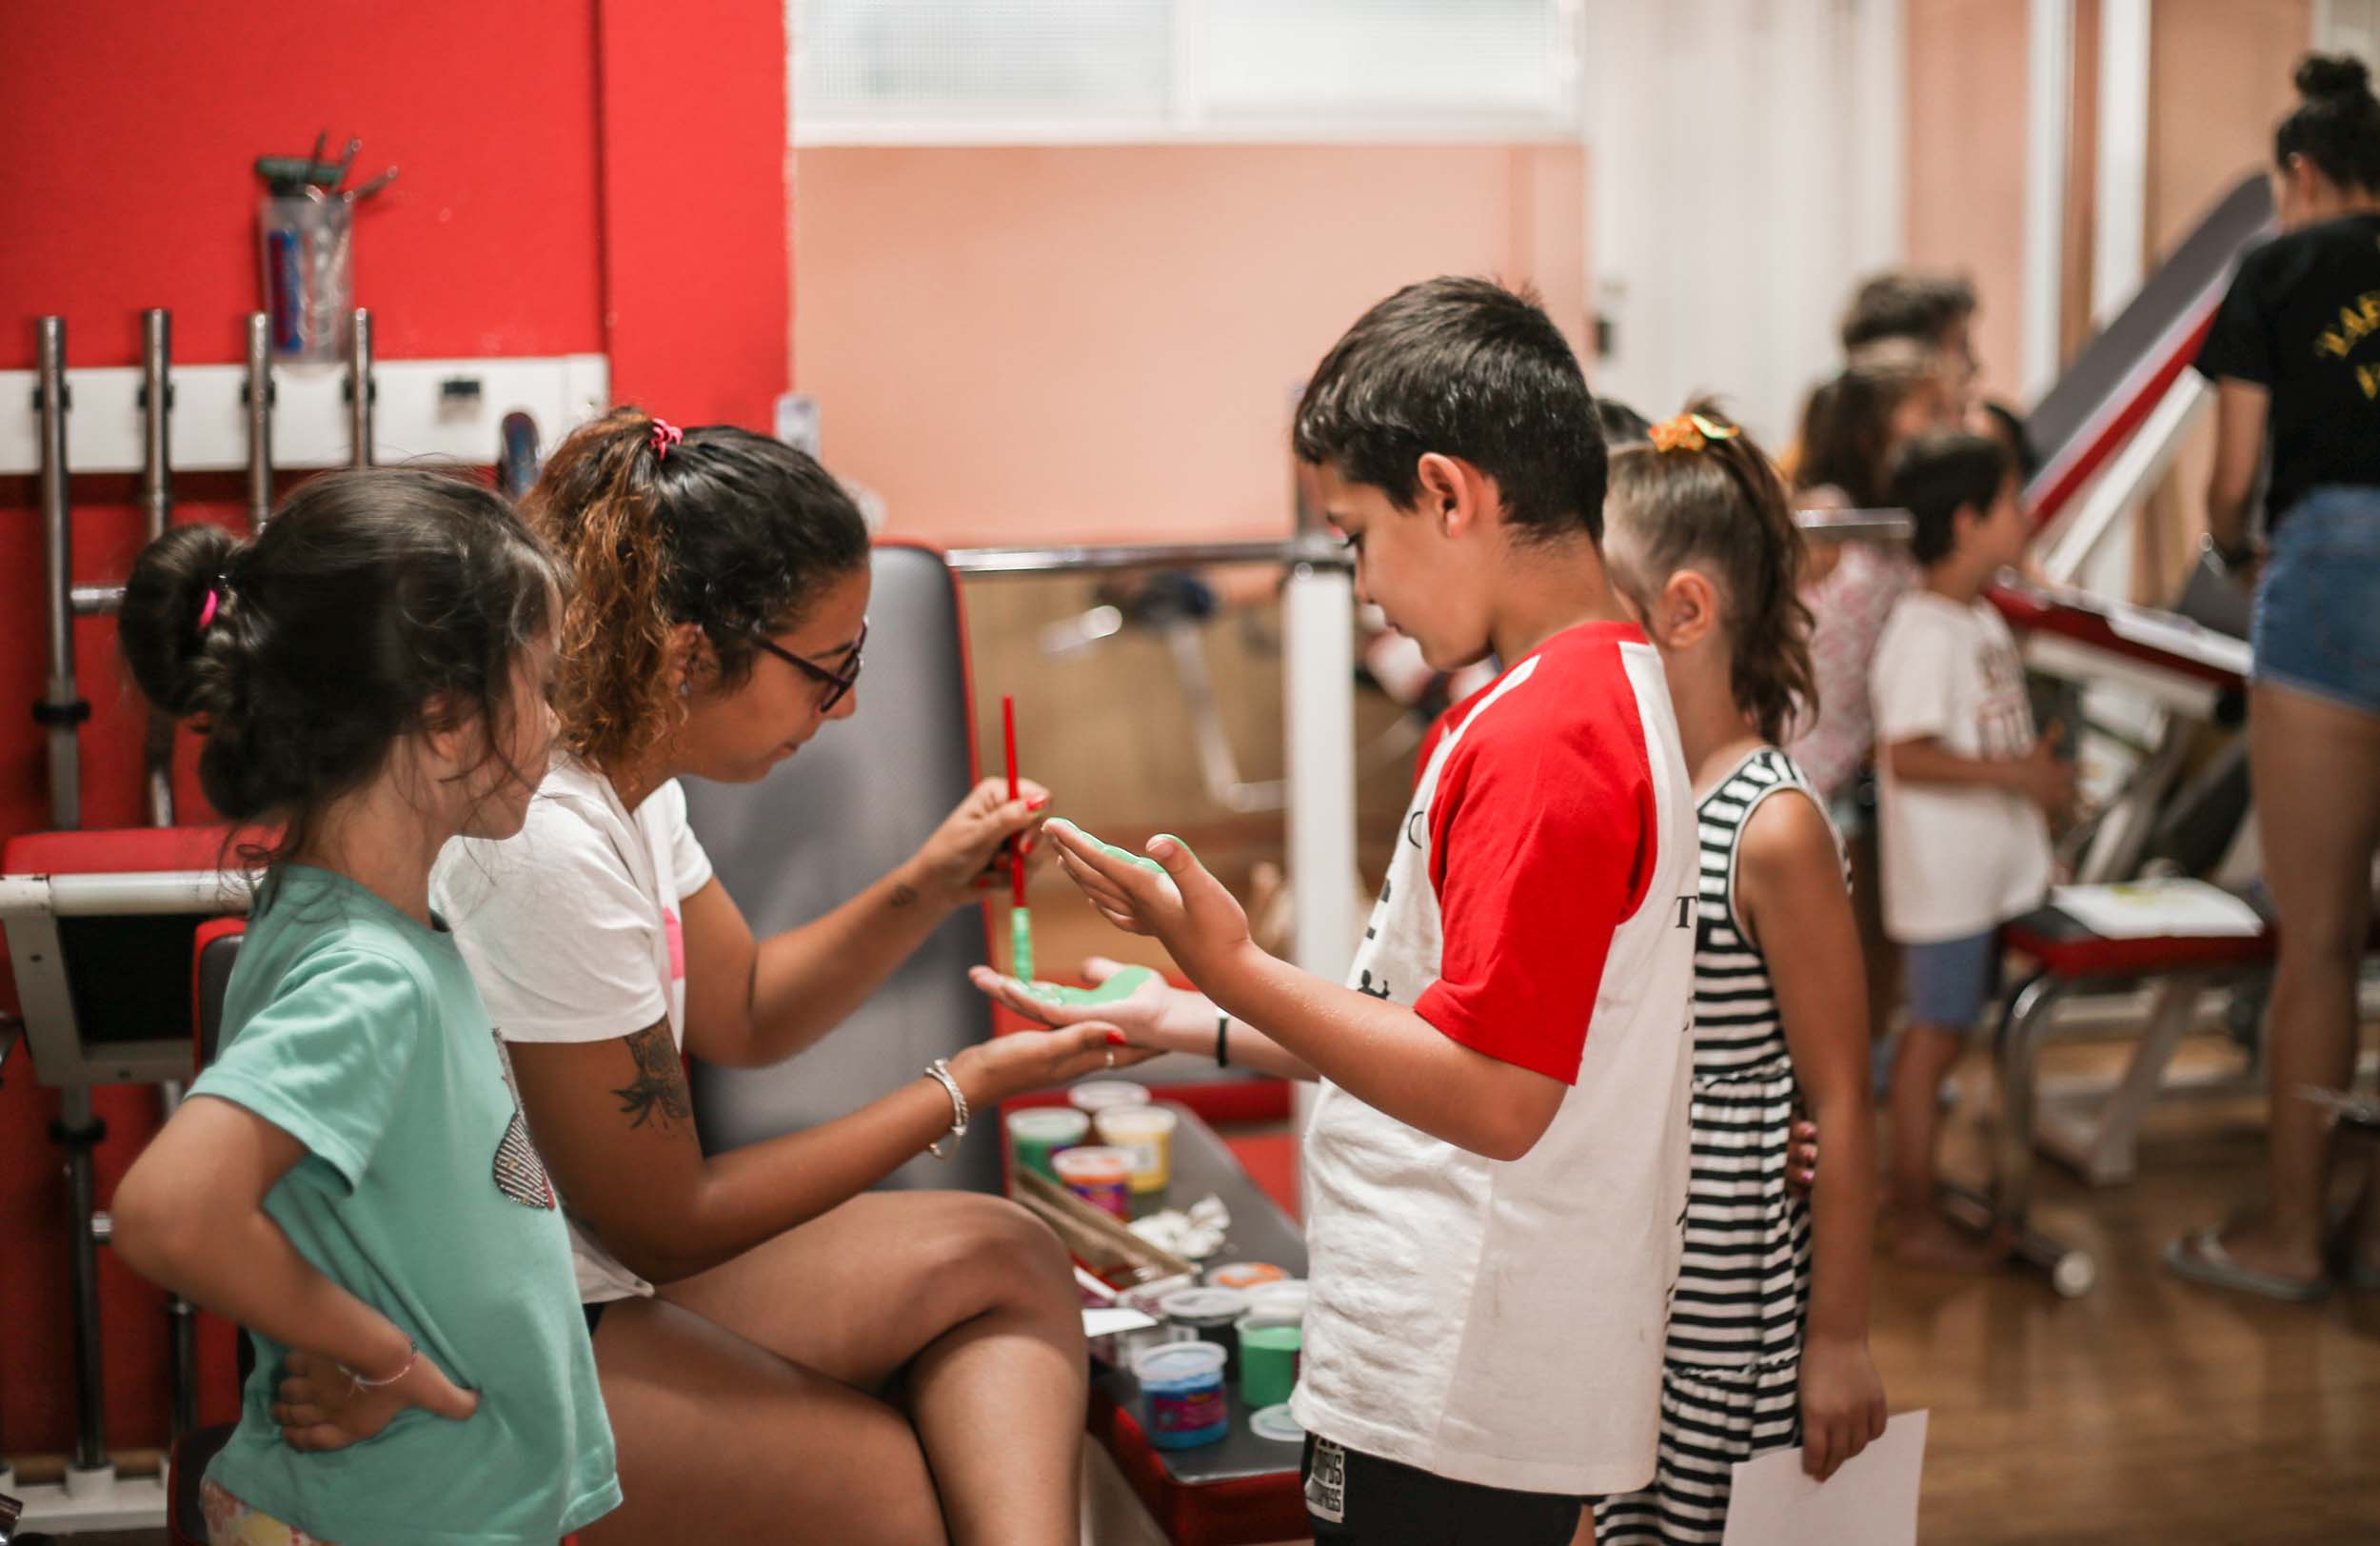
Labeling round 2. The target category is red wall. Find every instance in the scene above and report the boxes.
[0,0,787,1459]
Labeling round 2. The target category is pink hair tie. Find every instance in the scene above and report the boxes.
[649,418,684,461]
[196,586,222,634]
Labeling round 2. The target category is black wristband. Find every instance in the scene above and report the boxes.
[1216,1012,1231,1069]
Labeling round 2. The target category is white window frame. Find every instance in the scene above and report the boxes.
[789,0,1588,147]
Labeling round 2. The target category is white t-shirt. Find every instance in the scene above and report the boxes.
[1870,590,2053,942]
[431,756,716,1302]
[1289,623,1697,1497]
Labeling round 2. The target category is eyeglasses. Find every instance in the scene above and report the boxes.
[747,617,866,713]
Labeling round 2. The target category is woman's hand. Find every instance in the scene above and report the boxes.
[1787,1118,1819,1193]
[970,956,1215,1056]
[1042,821,1253,983]
[949,1021,1160,1107]
[902,778,1054,912]
[271,1346,479,1454]
[1797,1335,1888,1481]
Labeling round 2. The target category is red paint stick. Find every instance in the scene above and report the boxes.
[1002,695,1027,905]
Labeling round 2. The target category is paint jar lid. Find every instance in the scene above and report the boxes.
[1095,1105,1178,1140]
[1068,1080,1154,1112]
[1132,1339,1227,1385]
[1208,1261,1288,1290]
[1158,1287,1250,1325]
[1053,1145,1132,1183]
[1007,1107,1091,1140]
[1245,1280,1310,1318]
[1249,1404,1305,1442]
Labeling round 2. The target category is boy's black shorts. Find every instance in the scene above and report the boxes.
[1301,1434,1585,1546]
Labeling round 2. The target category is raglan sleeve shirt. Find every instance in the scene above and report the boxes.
[1410,717,1649,1086]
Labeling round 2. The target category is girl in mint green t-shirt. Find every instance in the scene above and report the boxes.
[108,469,618,1546]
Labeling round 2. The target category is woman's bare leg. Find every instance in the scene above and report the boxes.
[583,1295,951,1546]
[659,1191,1087,1546]
[2210,683,2380,1281]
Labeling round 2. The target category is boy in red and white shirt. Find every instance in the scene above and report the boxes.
[988,278,1697,1544]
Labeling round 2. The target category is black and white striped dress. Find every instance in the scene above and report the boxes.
[1594,747,1826,1545]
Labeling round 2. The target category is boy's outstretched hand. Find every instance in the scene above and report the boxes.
[1043,821,1256,982]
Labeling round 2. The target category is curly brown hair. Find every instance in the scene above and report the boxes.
[1605,401,1817,745]
[523,407,869,773]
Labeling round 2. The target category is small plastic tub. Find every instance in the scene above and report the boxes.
[1068,1080,1153,1115]
[1006,1107,1090,1183]
[1207,1261,1288,1292]
[1248,1403,1305,1443]
[1244,1279,1310,1320]
[1133,1341,1229,1450]
[1052,1145,1132,1219]
[1158,1285,1249,1378]
[1094,1104,1178,1196]
[1236,1310,1304,1409]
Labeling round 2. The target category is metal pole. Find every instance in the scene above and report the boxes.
[2022,0,2075,397]
[160,1080,198,1440]
[247,311,274,530]
[58,1087,109,1472]
[139,309,172,545]
[2092,0,2153,328]
[140,309,176,827]
[349,307,373,467]
[35,317,81,833]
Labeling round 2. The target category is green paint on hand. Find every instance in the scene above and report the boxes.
[1095,838,1170,877]
[1019,964,1159,1007]
[1010,907,1035,984]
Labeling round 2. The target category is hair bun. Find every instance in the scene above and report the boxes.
[2296,52,2371,104]
[117,523,246,719]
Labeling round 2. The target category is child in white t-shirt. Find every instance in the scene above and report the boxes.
[1871,431,2072,1270]
[985,278,1697,1545]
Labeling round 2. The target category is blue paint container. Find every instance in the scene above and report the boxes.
[1133,1340,1229,1450]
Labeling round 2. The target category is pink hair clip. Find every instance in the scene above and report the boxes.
[649,418,684,461]
[196,586,222,634]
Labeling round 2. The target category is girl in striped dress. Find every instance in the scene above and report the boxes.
[1586,406,1889,1544]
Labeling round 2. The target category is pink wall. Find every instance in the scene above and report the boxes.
[1906,0,2031,403]
[791,144,1587,545]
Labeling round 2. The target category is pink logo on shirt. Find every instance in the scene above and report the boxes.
[664,906,685,981]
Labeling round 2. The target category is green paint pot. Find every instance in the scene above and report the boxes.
[1005,1106,1089,1182]
[1236,1311,1303,1410]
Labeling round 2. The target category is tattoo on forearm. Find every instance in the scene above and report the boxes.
[889,882,920,909]
[611,1023,691,1133]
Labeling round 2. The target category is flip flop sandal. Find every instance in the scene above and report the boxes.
[2162,1227,2330,1302]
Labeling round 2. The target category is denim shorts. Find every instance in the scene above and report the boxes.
[2255,486,2380,718]
[1904,929,2001,1032]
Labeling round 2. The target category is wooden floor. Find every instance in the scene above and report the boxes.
[1879,1055,2380,1545]
[63,1028,2380,1545]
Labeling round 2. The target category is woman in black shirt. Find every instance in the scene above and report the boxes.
[2171,53,2380,1302]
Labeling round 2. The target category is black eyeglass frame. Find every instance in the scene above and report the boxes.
[744,617,866,713]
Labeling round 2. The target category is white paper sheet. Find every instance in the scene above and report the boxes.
[1721,1410,1928,1546]
[2051,880,2266,940]
[1081,1307,1159,1340]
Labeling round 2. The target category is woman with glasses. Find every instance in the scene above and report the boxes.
[368,410,1133,1544]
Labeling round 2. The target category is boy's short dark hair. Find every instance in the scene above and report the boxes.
[1890,430,2013,565]
[1840,271,1978,353]
[1294,277,1609,543]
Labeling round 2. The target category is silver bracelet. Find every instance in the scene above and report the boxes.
[923,1059,969,1160]
[343,1341,419,1389]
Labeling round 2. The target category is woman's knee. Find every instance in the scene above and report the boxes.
[922,1193,1077,1310]
[954,1193,1074,1278]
